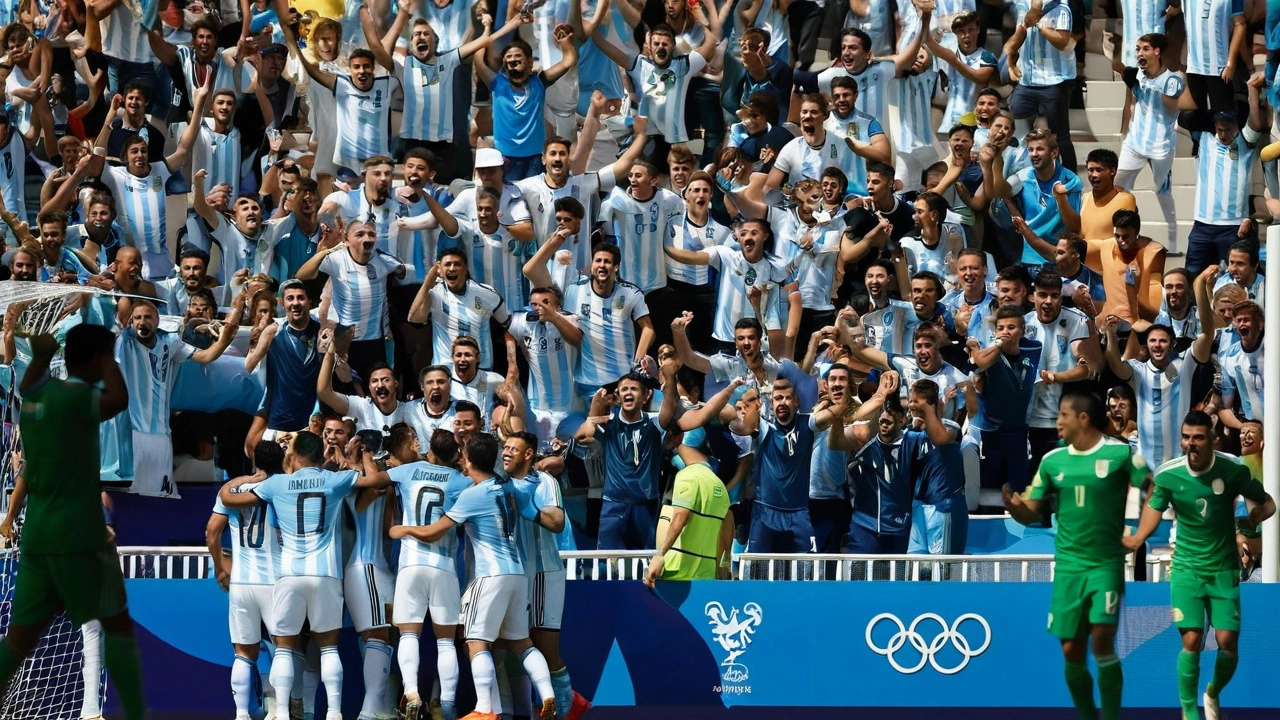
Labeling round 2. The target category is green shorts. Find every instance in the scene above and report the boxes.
[1048,568,1125,640]
[1169,567,1241,633]
[10,547,128,628]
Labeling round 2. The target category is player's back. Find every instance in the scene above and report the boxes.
[344,492,392,570]
[254,466,358,579]
[19,377,109,554]
[215,481,281,585]
[511,471,565,575]
[447,477,525,579]
[389,460,470,572]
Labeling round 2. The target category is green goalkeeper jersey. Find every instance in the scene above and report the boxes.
[1150,452,1265,573]
[1028,437,1148,573]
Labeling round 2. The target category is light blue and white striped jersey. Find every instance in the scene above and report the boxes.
[516,171,613,273]
[325,188,397,254]
[318,247,404,341]
[822,110,883,195]
[782,119,861,188]
[100,0,157,63]
[667,214,732,286]
[193,120,242,192]
[1124,70,1184,158]
[766,206,843,311]
[340,394,407,434]
[0,131,26,226]
[862,300,918,356]
[599,186,684,293]
[344,492,391,569]
[255,213,322,284]
[1186,0,1243,76]
[888,355,968,421]
[1213,273,1265,302]
[939,48,998,132]
[1014,0,1076,86]
[818,60,892,121]
[403,398,458,450]
[1119,0,1168,67]
[1127,350,1200,466]
[511,471,564,574]
[252,467,358,579]
[447,476,526,577]
[102,164,171,278]
[425,279,510,370]
[509,312,579,411]
[895,68,938,153]
[557,273,649,387]
[213,482,281,586]
[1025,307,1091,427]
[176,45,240,104]
[389,460,469,571]
[398,50,463,142]
[422,0,472,52]
[209,214,257,294]
[1195,126,1259,224]
[844,1,892,56]
[629,53,708,143]
[901,230,964,285]
[449,367,503,422]
[809,429,848,500]
[449,218,534,311]
[1220,340,1265,423]
[532,0,570,65]
[333,75,397,170]
[117,328,194,435]
[703,245,792,342]
[1153,307,1203,342]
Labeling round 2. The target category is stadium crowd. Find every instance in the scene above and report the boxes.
[0,0,1276,715]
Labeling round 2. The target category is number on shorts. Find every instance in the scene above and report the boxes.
[415,486,446,526]
[1074,485,1086,507]
[239,500,268,549]
[296,491,328,537]
[1104,591,1119,615]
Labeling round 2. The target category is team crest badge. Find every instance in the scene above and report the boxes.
[580,303,591,318]
[1026,325,1038,340]
[883,311,893,326]
[614,297,626,311]
[1095,460,1110,478]
[745,267,757,285]
[1211,479,1225,495]
[474,297,483,311]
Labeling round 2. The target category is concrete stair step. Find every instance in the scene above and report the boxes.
[1084,80,1128,110]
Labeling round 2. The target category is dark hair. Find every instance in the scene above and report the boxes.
[554,196,585,219]
[1137,32,1167,52]
[419,363,453,385]
[947,124,975,140]
[1062,392,1108,431]
[404,146,437,168]
[996,264,1033,289]
[976,87,1002,103]
[1162,267,1191,285]
[1183,409,1214,431]
[1145,323,1175,341]
[1229,239,1260,266]
[1107,383,1136,404]
[951,11,979,29]
[543,135,572,153]
[291,431,326,464]
[431,428,460,465]
[463,432,501,472]
[386,423,419,460]
[454,400,482,420]
[593,241,622,265]
[189,288,217,308]
[1033,271,1063,292]
[1058,232,1087,259]
[743,90,781,121]
[121,133,149,154]
[733,317,763,336]
[529,285,563,305]
[64,323,117,368]
[866,161,895,180]
[829,75,858,94]
[1086,148,1119,170]
[1112,209,1141,232]
[798,93,829,115]
[994,304,1026,322]
[508,430,539,452]
[917,191,948,220]
[122,80,152,103]
[910,378,939,406]
[36,211,68,230]
[840,27,872,53]
[824,362,851,380]
[439,247,468,266]
[910,270,945,296]
[366,362,395,380]
[179,247,210,266]
[350,48,378,65]
[254,439,286,475]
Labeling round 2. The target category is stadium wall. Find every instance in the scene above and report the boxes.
[112,578,1280,718]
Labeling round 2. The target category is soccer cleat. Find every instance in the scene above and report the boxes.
[565,691,591,720]
[401,698,422,720]
[539,697,557,720]
[1204,690,1223,720]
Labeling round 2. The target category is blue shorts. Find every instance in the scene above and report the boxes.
[597,499,657,551]
[846,522,909,554]
[748,505,813,554]
[908,502,969,555]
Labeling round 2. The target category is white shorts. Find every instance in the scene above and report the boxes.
[460,575,530,643]
[1117,144,1175,194]
[543,67,580,137]
[272,576,345,636]
[344,563,395,632]
[393,564,462,627]
[229,584,275,645]
[529,570,566,631]
[130,431,179,498]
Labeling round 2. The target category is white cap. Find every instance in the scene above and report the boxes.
[475,147,505,169]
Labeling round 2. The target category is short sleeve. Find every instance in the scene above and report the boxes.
[332,469,358,496]
[1165,74,1185,98]
[686,53,708,76]
[772,138,799,176]
[251,475,278,502]
[708,353,735,382]
[1050,4,1071,30]
[868,118,884,137]
[1147,481,1171,512]
[1231,0,1244,16]
[318,249,342,276]
[445,483,483,524]
[1127,450,1148,487]
[1026,463,1054,500]
[1239,475,1267,504]
[670,472,700,510]
[629,290,650,321]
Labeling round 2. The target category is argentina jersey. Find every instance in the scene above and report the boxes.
[629,54,707,143]
[1127,351,1200,466]
[252,467,358,579]
[389,460,469,571]
[345,492,392,569]
[776,128,858,188]
[399,50,461,142]
[1024,307,1091,426]
[597,410,666,503]
[1186,0,1242,75]
[888,355,968,421]
[809,430,848,500]
[1119,0,1168,67]
[451,219,533,311]
[822,110,881,195]
[600,186,684,293]
[103,164,170,268]
[704,246,793,342]
[516,172,608,273]
[851,436,911,534]
[895,68,938,152]
[0,132,26,225]
[1195,129,1257,224]
[508,312,578,411]
[194,120,242,191]
[403,399,458,450]
[447,477,526,578]
[512,471,565,575]
[214,483,281,585]
[318,247,404,341]
[422,1,471,52]
[939,48,998,132]
[427,280,507,370]
[1015,0,1075,86]
[1125,70,1184,159]
[1219,341,1265,423]
[667,214,732,285]
[753,415,815,511]
[333,75,396,169]
[117,329,194,434]
[562,277,648,387]
[862,301,918,356]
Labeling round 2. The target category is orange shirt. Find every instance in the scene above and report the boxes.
[1080,187,1137,242]
[1084,237,1167,324]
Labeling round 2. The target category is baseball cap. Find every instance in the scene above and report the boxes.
[474,147,505,169]
[260,43,287,57]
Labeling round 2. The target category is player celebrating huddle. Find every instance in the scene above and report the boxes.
[1126,411,1276,720]
[1005,393,1148,720]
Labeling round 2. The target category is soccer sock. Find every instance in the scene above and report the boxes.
[1208,649,1238,698]
[303,644,321,716]
[550,667,574,717]
[102,629,147,720]
[260,646,275,718]
[320,646,343,714]
[520,647,555,705]
[494,649,511,718]
[271,646,296,716]
[231,655,255,717]
[361,639,392,715]
[1063,661,1096,720]
[81,621,104,718]
[437,638,460,720]
[398,632,421,697]
[1095,654,1123,720]
[470,651,497,714]
[1178,650,1201,719]
[290,648,305,701]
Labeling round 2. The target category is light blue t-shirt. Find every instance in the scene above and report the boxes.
[490,72,547,158]
[447,476,527,577]
[389,460,470,571]
[253,467,358,579]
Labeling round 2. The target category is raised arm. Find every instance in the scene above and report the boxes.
[190,289,247,364]
[1191,265,1218,364]
[892,9,930,77]
[283,15,337,91]
[522,229,569,288]
[678,377,746,431]
[317,348,352,415]
[422,192,461,238]
[661,243,712,266]
[589,26,635,69]
[191,169,220,227]
[407,261,439,323]
[691,2,720,62]
[670,312,712,375]
[543,24,580,84]
[166,76,212,170]
[1101,317,1134,380]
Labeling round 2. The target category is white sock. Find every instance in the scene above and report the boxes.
[320,646,343,713]
[231,654,255,717]
[470,651,496,714]
[303,643,321,715]
[271,647,296,715]
[361,639,392,715]
[520,647,555,705]
[80,620,103,718]
[261,646,275,718]
[398,632,421,697]
[437,639,459,705]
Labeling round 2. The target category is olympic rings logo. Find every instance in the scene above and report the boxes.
[864,612,992,675]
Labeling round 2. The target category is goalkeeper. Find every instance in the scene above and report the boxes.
[0,326,146,719]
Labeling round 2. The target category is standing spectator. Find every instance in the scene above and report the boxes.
[316,349,408,433]
[319,156,397,254]
[968,305,1042,498]
[1077,150,1136,242]
[403,365,459,447]
[256,177,323,284]
[926,12,998,133]
[1153,268,1203,348]
[1010,129,1083,266]
[1024,272,1099,473]
[248,280,322,444]
[408,248,511,372]
[413,186,531,313]
[1178,0,1248,137]
[446,335,508,423]
[830,372,913,552]
[735,380,815,553]
[508,282,582,444]
[1115,33,1183,247]
[1007,0,1079,170]
[819,79,892,197]
[144,17,244,106]
[903,378,969,554]
[104,81,167,161]
[1054,232,1107,311]
[1218,300,1266,427]
[1213,239,1266,303]
[95,0,168,118]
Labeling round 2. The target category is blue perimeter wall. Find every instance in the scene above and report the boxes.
[112,578,1280,718]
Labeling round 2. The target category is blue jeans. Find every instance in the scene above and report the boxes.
[1185,221,1241,275]
[748,505,813,553]
[107,59,171,119]
[597,499,657,550]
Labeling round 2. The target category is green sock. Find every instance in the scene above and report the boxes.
[1064,661,1097,720]
[103,630,147,720]
[0,640,25,689]
[1208,650,1238,698]
[1177,649,1201,719]
[1095,654,1123,720]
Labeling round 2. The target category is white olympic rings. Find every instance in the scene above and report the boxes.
[864,612,992,675]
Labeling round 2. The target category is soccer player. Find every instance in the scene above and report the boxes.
[508,282,583,444]
[389,433,559,720]
[219,432,389,720]
[1125,411,1276,720]
[1005,392,1148,720]
[208,439,284,720]
[0,325,143,719]
[1115,33,1182,247]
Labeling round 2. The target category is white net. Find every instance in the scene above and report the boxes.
[13,295,70,339]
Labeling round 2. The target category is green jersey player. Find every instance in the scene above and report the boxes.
[1004,392,1147,720]
[1125,410,1275,720]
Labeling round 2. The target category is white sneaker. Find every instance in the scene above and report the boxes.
[1204,690,1223,720]
[326,711,344,720]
